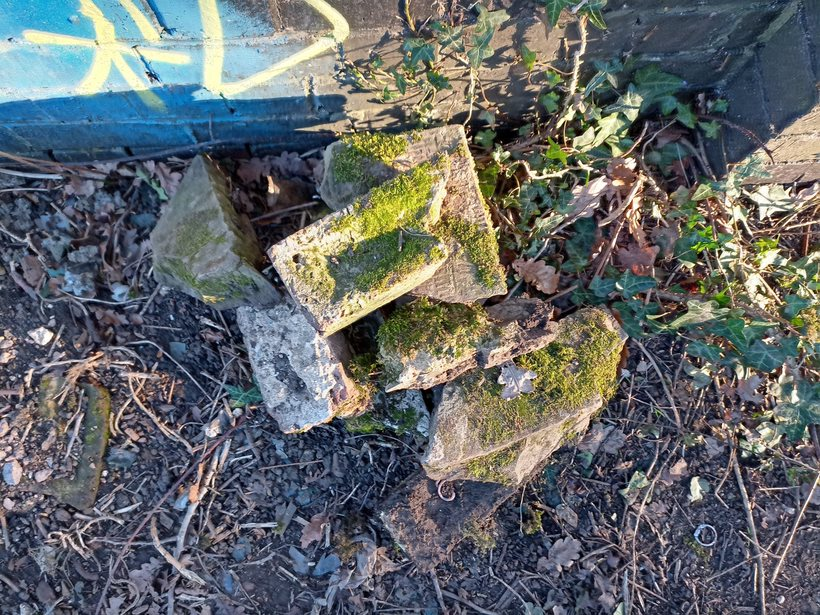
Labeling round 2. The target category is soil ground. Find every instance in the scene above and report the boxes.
[0,156,817,615]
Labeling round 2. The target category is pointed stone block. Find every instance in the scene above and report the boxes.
[421,308,627,485]
[319,126,506,303]
[151,156,277,309]
[378,298,557,392]
[237,303,367,433]
[269,160,450,336]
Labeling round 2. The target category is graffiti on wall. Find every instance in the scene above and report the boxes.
[9,0,349,109]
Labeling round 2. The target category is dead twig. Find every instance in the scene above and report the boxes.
[429,571,449,615]
[440,590,498,615]
[631,339,682,430]
[150,517,206,586]
[731,446,767,615]
[770,470,819,583]
[127,376,194,455]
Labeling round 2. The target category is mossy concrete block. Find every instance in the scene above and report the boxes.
[380,471,514,572]
[422,308,626,485]
[379,298,558,392]
[269,161,451,336]
[237,303,367,433]
[321,126,506,303]
[151,155,278,310]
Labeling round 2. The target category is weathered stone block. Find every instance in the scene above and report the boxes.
[236,303,367,433]
[378,298,557,392]
[380,472,514,572]
[269,160,451,336]
[421,308,626,485]
[151,155,278,309]
[320,126,507,303]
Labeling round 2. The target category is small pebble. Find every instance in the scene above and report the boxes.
[3,460,22,486]
[34,469,52,483]
[27,327,54,347]
[3,497,14,511]
[0,419,9,438]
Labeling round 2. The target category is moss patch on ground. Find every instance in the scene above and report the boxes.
[378,298,491,363]
[463,310,622,447]
[331,132,409,184]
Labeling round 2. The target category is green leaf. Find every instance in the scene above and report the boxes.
[749,184,793,220]
[589,275,616,298]
[544,137,567,164]
[572,126,596,151]
[616,270,657,299]
[390,69,407,94]
[699,120,720,139]
[604,86,643,122]
[783,294,812,320]
[431,22,464,52]
[686,340,723,363]
[543,0,571,26]
[403,37,436,67]
[691,183,715,201]
[468,6,509,68]
[666,300,729,329]
[586,7,607,29]
[676,102,697,129]
[539,91,560,113]
[619,470,650,503]
[633,65,684,110]
[225,384,263,408]
[773,401,820,442]
[711,98,728,113]
[592,114,627,147]
[426,70,451,90]
[743,340,786,373]
[520,44,537,72]
[711,317,751,352]
[474,129,496,149]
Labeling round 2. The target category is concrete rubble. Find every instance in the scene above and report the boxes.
[236,302,368,433]
[151,155,278,310]
[154,128,628,571]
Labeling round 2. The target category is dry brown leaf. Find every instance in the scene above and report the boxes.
[606,157,638,191]
[300,512,329,549]
[737,375,764,404]
[547,536,582,572]
[615,243,660,276]
[20,255,43,287]
[237,157,272,184]
[651,222,680,259]
[567,176,612,218]
[64,176,99,197]
[512,258,559,294]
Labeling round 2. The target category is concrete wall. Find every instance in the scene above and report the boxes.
[0,0,817,179]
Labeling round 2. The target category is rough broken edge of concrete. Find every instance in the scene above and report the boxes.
[27,381,111,510]
[421,308,627,479]
[150,155,278,310]
[269,164,451,337]
[237,303,367,433]
[382,298,557,392]
[380,472,514,571]
[321,126,507,303]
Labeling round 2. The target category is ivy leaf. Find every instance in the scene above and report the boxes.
[604,85,643,122]
[431,22,464,52]
[699,120,720,139]
[403,37,436,67]
[619,470,650,503]
[616,270,657,299]
[543,0,572,26]
[675,102,697,129]
[743,340,786,373]
[773,401,820,442]
[686,340,723,363]
[468,6,509,68]
[573,126,596,151]
[520,44,537,72]
[474,129,496,149]
[749,184,793,220]
[633,65,684,111]
[589,275,616,298]
[666,300,729,329]
[426,70,451,90]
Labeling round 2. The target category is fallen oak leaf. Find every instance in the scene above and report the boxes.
[615,243,659,276]
[300,511,330,549]
[567,175,612,218]
[736,375,764,404]
[512,258,559,294]
[498,361,537,400]
[547,536,582,572]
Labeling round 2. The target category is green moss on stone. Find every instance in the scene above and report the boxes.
[332,132,409,184]
[435,215,504,289]
[465,444,520,484]
[158,258,258,304]
[293,161,447,303]
[465,310,622,447]
[378,298,491,362]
